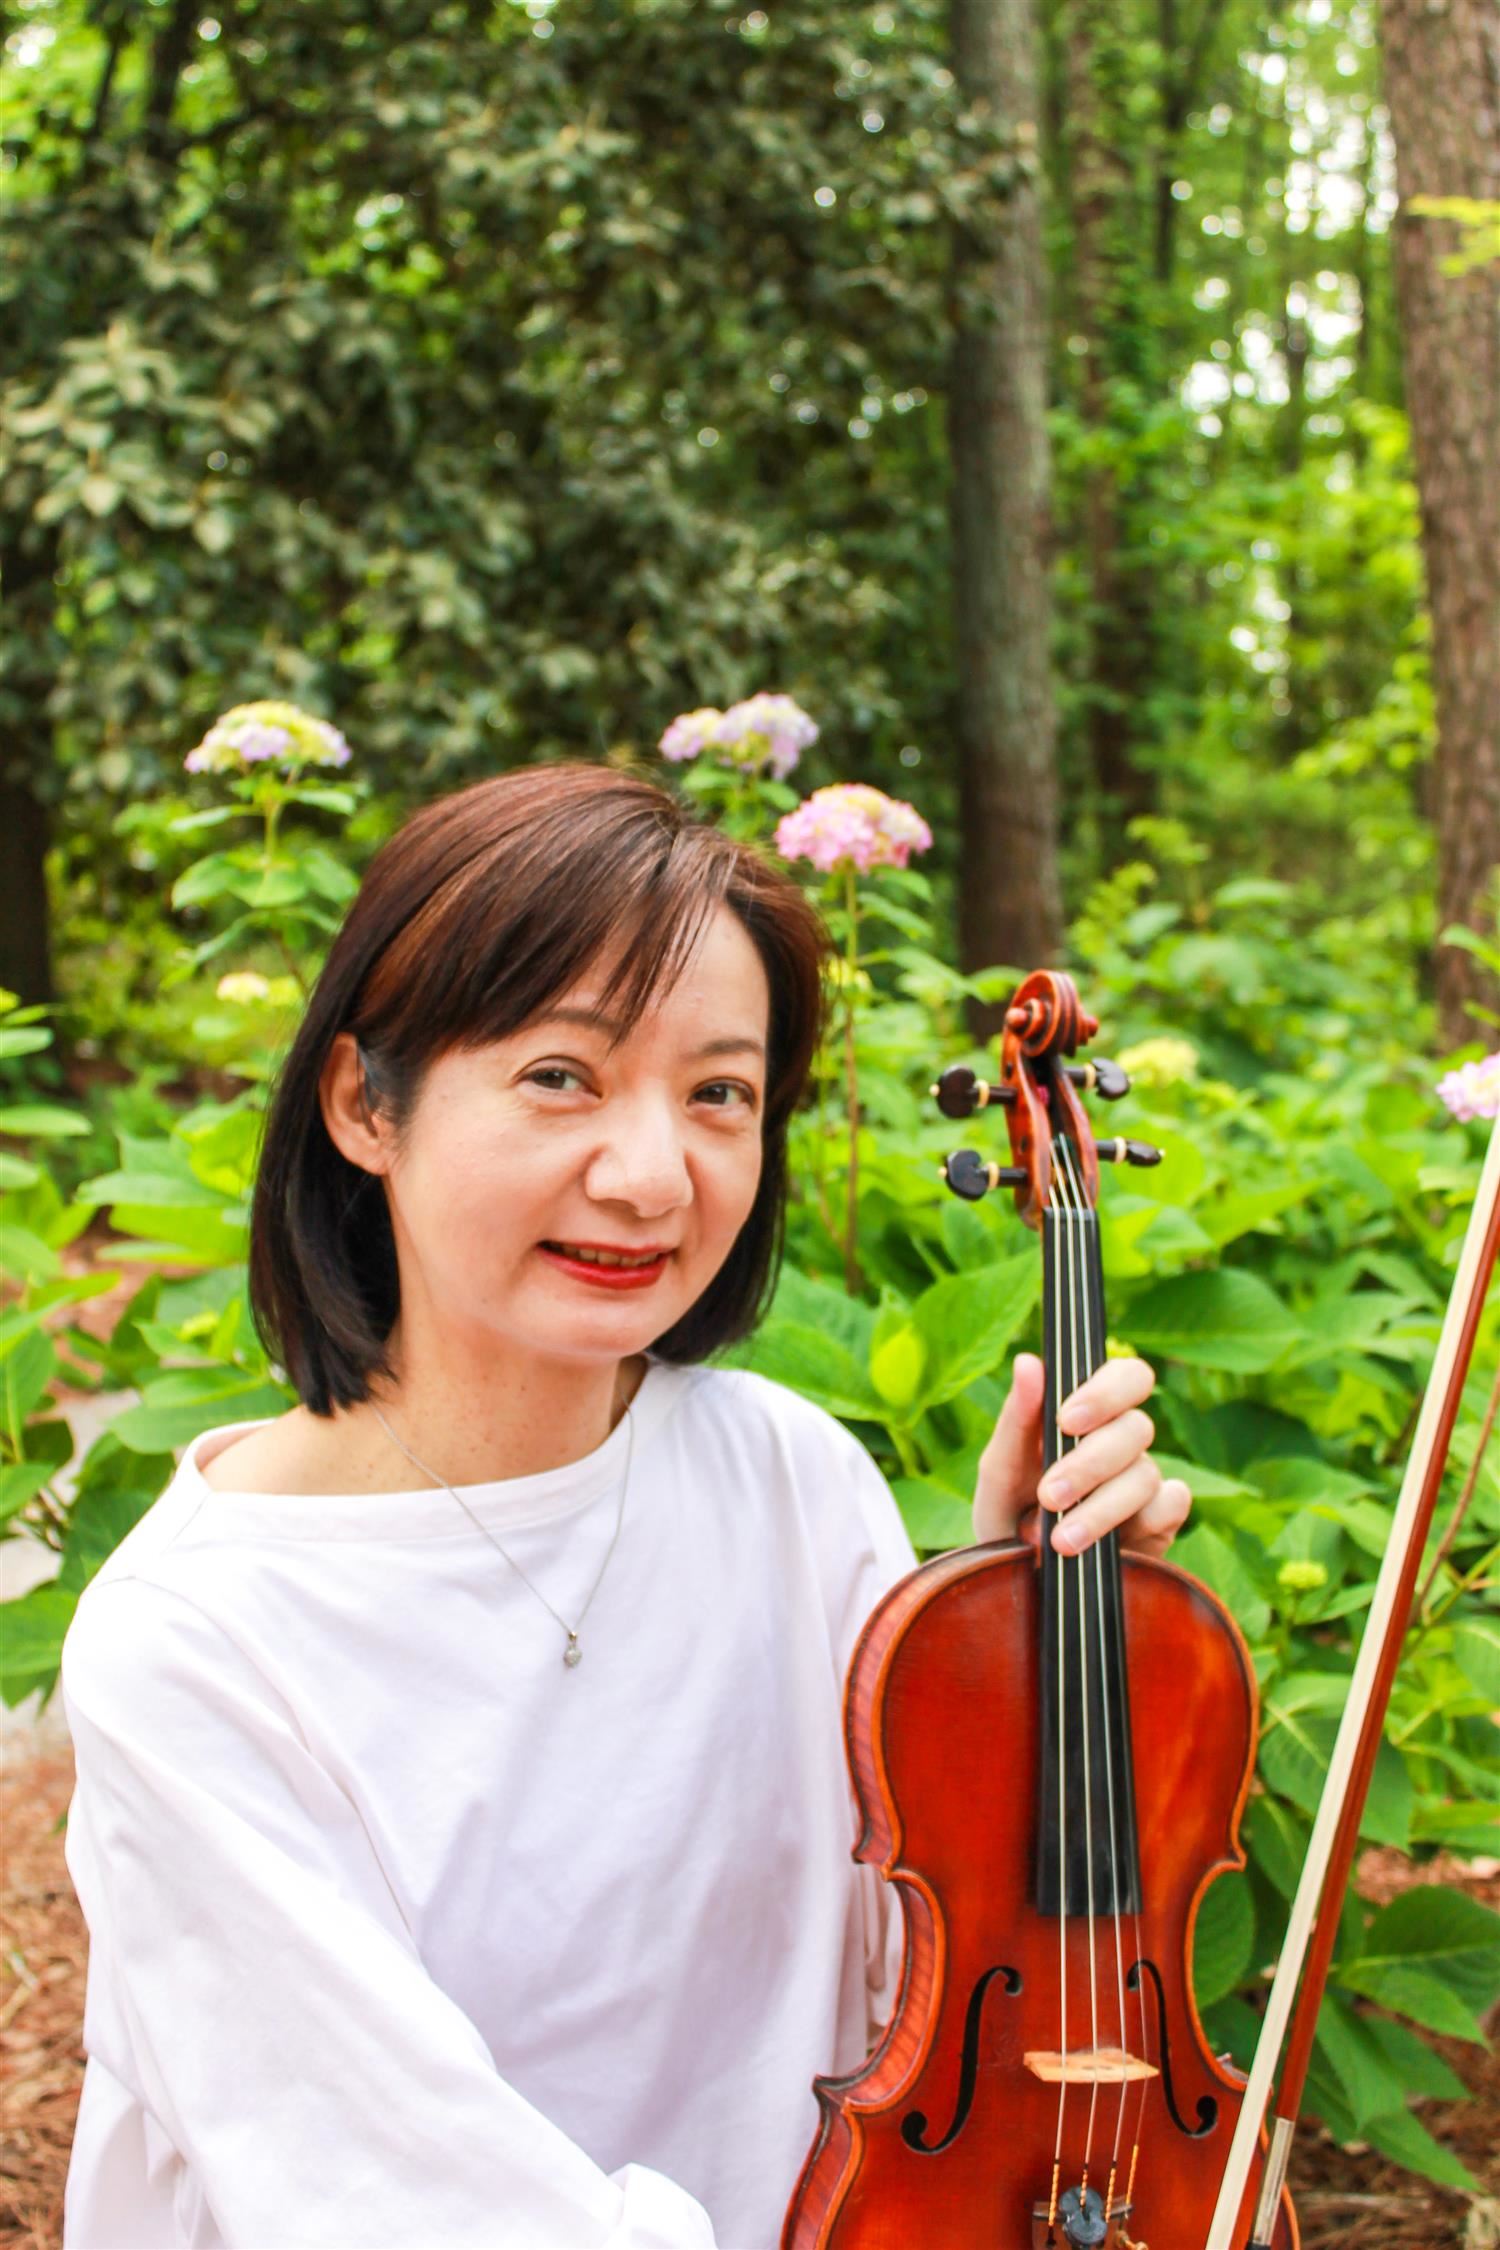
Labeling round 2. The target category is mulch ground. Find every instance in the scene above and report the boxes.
[2,1747,1496,2249]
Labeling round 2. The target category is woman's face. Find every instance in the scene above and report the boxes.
[346,903,771,1374]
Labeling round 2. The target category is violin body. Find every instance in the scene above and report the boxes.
[784,1540,1298,2250]
[783,971,1300,2250]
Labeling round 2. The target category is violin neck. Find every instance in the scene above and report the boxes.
[1033,1191,1144,1918]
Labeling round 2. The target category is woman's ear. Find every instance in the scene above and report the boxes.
[320,1032,393,1176]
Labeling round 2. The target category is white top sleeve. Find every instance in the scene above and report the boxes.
[62,1576,716,2250]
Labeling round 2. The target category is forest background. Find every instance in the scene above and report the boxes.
[1,0,1499,2238]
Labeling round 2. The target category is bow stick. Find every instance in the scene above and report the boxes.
[1207,1107,1500,2250]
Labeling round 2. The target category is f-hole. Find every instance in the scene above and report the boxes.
[901,1965,1023,2154]
[1129,1958,1217,2137]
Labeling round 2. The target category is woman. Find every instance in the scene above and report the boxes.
[61,763,1189,2249]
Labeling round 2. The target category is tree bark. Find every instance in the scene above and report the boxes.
[1065,0,1159,832]
[948,0,1064,1035]
[0,759,55,1007]
[1380,0,1500,1047]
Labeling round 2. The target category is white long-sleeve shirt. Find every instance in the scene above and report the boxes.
[60,1358,919,2250]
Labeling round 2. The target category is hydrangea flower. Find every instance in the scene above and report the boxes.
[1116,1036,1200,1089]
[1436,1051,1500,1122]
[658,693,819,780]
[774,782,933,874]
[658,707,725,765]
[216,971,273,1005]
[185,700,352,776]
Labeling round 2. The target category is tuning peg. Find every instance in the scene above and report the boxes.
[930,1065,1016,1120]
[1093,1136,1162,1168]
[939,1149,1027,1201]
[1063,1058,1130,1100]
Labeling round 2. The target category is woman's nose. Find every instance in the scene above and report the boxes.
[584,1099,692,1214]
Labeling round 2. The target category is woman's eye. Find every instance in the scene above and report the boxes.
[528,1066,755,1111]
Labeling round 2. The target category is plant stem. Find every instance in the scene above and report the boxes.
[842,862,862,1295]
[1416,1358,1500,1612]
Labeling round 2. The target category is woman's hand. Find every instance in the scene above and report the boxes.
[973,1351,1190,1560]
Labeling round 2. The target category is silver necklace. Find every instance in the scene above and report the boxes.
[369,1388,635,1669]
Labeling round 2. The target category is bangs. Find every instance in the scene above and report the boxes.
[356,791,736,1064]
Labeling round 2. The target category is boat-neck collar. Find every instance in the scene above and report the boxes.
[174,1357,699,1542]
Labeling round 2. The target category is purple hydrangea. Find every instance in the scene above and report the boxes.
[774,782,933,874]
[658,707,725,764]
[185,701,353,776]
[658,692,819,780]
[1436,1052,1500,1122]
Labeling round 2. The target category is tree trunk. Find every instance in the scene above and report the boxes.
[1380,0,1500,1047]
[1065,0,1158,834]
[0,757,55,1007]
[948,0,1064,1036]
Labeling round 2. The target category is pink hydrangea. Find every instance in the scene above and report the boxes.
[185,700,352,776]
[1436,1052,1500,1122]
[658,693,818,780]
[658,707,725,765]
[774,782,933,874]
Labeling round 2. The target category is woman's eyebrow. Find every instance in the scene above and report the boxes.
[533,1006,765,1061]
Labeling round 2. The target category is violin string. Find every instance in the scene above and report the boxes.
[1049,1190,1071,2186]
[1058,1144,1103,2182]
[1058,1135,1131,2185]
[1059,1130,1156,2196]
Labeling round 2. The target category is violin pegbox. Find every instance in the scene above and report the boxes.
[931,971,1160,1229]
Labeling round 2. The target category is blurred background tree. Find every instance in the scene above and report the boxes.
[1,0,1495,1046]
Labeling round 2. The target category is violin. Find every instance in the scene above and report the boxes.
[782,970,1298,2250]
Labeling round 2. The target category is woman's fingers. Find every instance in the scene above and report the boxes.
[1056,1355,1156,1436]
[1037,1406,1156,1513]
[1051,1465,1192,1559]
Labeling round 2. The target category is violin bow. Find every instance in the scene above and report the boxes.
[1206,1107,1500,2250]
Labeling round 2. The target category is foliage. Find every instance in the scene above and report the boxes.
[8,740,1497,2192]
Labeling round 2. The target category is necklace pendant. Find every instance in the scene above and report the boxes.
[563,1635,582,1668]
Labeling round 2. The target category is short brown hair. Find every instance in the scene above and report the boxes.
[248,762,830,1415]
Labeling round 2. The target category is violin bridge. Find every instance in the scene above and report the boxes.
[1023,2046,1159,2086]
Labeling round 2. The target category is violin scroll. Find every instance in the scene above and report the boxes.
[933,972,1160,1227]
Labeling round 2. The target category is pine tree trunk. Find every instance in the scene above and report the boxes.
[1065,0,1159,833]
[948,0,1064,1036]
[0,758,54,1007]
[1380,0,1500,1047]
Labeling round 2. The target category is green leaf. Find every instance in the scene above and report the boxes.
[1171,1524,1271,1642]
[1359,2104,1478,2191]
[1341,1885,1500,2039]
[891,1476,973,1552]
[1244,1793,1309,1902]
[0,1458,57,1524]
[0,1224,61,1283]
[0,1583,78,1707]
[722,1321,881,1421]
[0,1104,90,1139]
[78,1132,227,1209]
[1338,1965,1486,2043]
[908,1254,1039,1409]
[1451,1616,1500,1703]
[1122,1269,1304,1372]
[1259,1699,1412,1848]
[57,1436,173,1591]
[1193,1869,1256,2009]
[1310,1991,1416,2134]
[107,1369,290,1453]
[0,1327,57,1427]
